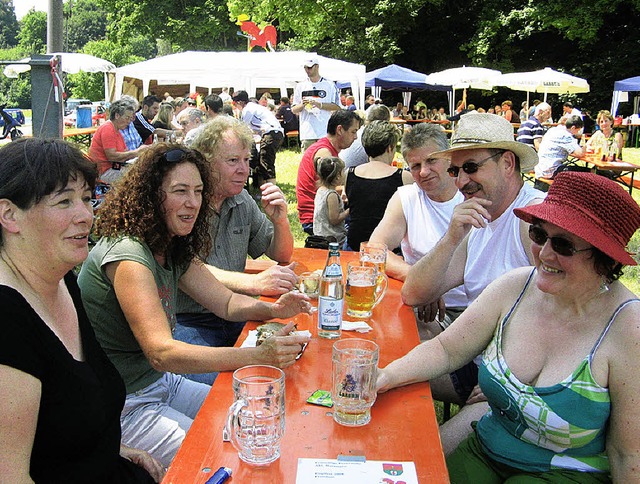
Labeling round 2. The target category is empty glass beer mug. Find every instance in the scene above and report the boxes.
[332,338,379,426]
[225,365,286,465]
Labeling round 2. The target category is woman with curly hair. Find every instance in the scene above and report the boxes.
[78,144,312,467]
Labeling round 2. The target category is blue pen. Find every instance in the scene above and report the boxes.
[205,466,232,484]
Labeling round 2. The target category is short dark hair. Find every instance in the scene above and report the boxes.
[232,90,250,103]
[327,110,362,136]
[280,96,290,104]
[204,94,223,113]
[0,138,97,243]
[142,95,161,108]
[563,101,574,108]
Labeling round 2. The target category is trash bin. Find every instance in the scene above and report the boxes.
[76,106,92,128]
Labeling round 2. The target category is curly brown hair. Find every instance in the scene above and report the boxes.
[94,143,214,266]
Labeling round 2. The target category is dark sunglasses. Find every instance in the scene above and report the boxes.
[161,148,188,164]
[528,225,592,257]
[447,152,501,178]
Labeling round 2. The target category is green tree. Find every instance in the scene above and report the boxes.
[17,9,47,54]
[227,0,432,65]
[97,0,244,52]
[0,45,33,107]
[0,0,19,47]
[64,0,108,52]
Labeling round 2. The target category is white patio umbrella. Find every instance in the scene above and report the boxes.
[492,67,589,102]
[3,53,115,77]
[424,66,502,115]
[3,53,116,100]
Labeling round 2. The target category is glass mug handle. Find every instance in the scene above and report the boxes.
[225,398,248,453]
[371,272,388,309]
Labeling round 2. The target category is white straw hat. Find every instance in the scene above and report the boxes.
[432,112,539,173]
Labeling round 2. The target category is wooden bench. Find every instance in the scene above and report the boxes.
[63,126,98,147]
[620,174,640,191]
[525,171,553,192]
[284,130,300,149]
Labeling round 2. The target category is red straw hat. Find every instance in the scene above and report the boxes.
[514,172,640,265]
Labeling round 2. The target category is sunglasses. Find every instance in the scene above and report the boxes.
[161,148,188,164]
[447,152,501,178]
[528,225,592,257]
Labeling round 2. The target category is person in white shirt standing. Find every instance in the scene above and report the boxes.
[292,56,342,151]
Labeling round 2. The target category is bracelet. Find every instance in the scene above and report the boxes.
[319,101,323,109]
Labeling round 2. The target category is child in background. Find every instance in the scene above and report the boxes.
[313,156,349,247]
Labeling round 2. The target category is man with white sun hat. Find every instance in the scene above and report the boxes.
[402,112,546,454]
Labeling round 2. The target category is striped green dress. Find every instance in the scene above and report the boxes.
[477,269,638,474]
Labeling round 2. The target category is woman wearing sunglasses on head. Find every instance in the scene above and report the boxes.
[78,144,312,468]
[378,172,640,482]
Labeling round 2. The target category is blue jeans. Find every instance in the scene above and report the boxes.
[120,373,210,467]
[174,313,246,385]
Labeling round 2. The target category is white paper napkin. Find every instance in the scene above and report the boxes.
[341,320,373,333]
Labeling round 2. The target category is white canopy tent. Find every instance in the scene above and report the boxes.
[111,51,366,108]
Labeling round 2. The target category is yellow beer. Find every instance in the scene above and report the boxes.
[346,281,377,318]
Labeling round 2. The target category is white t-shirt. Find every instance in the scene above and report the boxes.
[293,77,341,141]
[464,183,545,303]
[399,184,468,308]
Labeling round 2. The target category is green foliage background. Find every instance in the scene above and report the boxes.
[1,0,640,113]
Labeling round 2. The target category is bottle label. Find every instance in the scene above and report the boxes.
[324,263,342,278]
[318,296,343,330]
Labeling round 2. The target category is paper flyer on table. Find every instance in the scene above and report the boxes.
[296,458,418,483]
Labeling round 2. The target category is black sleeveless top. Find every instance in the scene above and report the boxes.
[345,167,404,250]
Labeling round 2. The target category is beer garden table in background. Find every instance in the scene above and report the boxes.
[570,153,640,195]
[162,248,449,484]
[63,126,98,147]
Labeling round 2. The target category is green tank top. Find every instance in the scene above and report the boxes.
[477,269,638,473]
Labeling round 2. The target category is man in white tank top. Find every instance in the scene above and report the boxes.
[369,123,467,333]
[402,113,545,454]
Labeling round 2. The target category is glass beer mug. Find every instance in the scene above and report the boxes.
[359,241,389,308]
[225,365,286,466]
[345,260,387,318]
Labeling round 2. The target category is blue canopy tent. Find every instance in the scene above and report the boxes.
[337,64,450,109]
[611,76,640,116]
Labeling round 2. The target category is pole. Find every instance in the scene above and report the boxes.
[47,0,64,53]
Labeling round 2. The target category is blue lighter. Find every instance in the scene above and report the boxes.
[205,466,232,484]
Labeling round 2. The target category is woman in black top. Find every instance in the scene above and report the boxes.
[0,138,163,483]
[344,121,413,250]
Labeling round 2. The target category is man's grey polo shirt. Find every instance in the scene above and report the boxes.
[176,189,274,314]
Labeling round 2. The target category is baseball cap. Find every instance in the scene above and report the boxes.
[303,56,319,68]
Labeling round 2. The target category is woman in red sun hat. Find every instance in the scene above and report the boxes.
[378,171,640,482]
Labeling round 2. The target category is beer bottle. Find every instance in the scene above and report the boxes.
[318,242,344,339]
